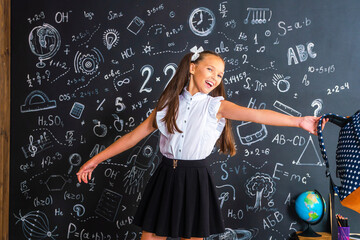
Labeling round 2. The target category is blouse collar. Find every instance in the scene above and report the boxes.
[181,86,208,101]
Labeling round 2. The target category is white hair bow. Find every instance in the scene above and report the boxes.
[190,46,204,61]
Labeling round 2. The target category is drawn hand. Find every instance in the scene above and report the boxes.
[197,11,203,25]
[76,159,98,184]
[299,116,328,135]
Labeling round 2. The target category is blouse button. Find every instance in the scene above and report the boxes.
[182,135,184,138]
[184,120,187,123]
[179,149,181,152]
[187,107,190,110]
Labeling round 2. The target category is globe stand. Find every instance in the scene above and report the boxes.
[298,223,321,237]
[36,58,46,68]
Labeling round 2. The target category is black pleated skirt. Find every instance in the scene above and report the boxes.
[133,156,225,238]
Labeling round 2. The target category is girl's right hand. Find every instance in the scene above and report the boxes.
[76,159,98,184]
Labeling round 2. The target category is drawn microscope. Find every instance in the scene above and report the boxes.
[236,98,268,146]
[123,131,161,194]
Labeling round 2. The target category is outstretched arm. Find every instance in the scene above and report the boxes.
[217,100,326,134]
[77,109,157,183]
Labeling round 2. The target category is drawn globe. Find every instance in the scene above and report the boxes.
[295,190,326,224]
[28,23,61,68]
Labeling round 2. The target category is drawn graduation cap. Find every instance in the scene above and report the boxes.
[20,90,56,113]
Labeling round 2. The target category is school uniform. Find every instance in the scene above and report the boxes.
[133,87,226,238]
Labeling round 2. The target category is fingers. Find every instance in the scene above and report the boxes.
[76,168,82,176]
[76,161,97,184]
[77,173,82,183]
[310,130,318,136]
[76,167,84,183]
[76,169,82,183]
[321,118,328,130]
[77,173,87,184]
[82,172,89,184]
[76,164,90,184]
[77,169,92,184]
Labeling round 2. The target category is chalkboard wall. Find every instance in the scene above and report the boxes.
[10,0,360,239]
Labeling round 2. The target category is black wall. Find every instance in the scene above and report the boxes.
[10,0,360,239]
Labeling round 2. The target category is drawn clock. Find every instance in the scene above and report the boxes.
[188,7,216,37]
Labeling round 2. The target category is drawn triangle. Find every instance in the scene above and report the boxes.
[293,135,323,166]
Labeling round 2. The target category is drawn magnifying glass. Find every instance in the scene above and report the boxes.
[68,153,82,174]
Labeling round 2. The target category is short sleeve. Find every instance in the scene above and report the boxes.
[156,108,170,137]
[208,96,226,132]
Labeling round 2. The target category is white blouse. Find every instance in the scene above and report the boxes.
[156,87,226,160]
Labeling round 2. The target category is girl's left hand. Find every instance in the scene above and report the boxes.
[299,116,328,135]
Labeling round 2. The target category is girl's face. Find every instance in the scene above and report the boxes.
[189,54,225,95]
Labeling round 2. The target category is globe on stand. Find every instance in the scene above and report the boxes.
[294,190,326,237]
[28,23,61,68]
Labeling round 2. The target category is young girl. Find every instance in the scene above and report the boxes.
[77,47,325,240]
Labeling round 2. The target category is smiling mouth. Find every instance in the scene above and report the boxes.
[205,80,214,88]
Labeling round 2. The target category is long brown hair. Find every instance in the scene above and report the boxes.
[153,50,236,156]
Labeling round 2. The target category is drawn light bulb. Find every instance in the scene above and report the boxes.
[103,29,119,50]
[106,33,117,49]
